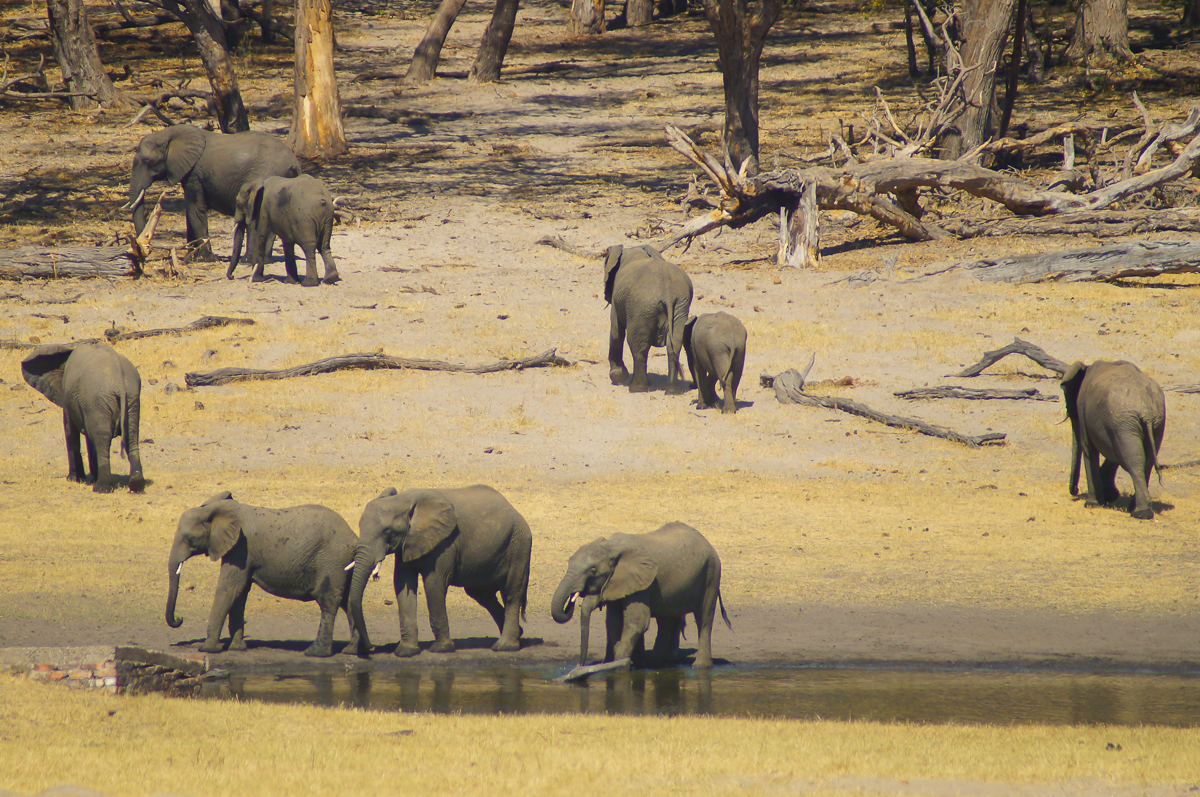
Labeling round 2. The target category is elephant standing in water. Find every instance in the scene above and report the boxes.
[551,522,730,669]
[21,343,144,493]
[127,125,300,260]
[348,485,532,657]
[684,312,747,414]
[228,174,340,287]
[1060,360,1166,519]
[604,244,693,394]
[166,492,360,657]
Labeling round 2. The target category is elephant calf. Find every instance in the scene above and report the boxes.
[21,343,144,493]
[1060,360,1166,520]
[551,522,730,669]
[166,492,360,657]
[229,174,340,287]
[683,312,747,414]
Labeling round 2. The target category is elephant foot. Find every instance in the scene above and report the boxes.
[609,367,630,386]
[198,641,224,654]
[628,382,651,394]
[322,273,341,285]
[251,274,267,283]
[284,277,300,285]
[429,638,456,653]
[393,643,421,658]
[721,405,737,415]
[228,639,247,652]
[129,475,146,493]
[492,638,520,653]
[92,481,115,494]
[1084,500,1102,509]
[666,386,687,396]
[692,657,714,670]
[304,643,334,658]
[1131,507,1155,520]
[301,278,320,288]
[67,473,86,484]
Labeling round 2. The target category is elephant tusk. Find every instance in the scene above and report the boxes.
[370,562,381,580]
[344,561,356,571]
[124,188,146,212]
[175,563,182,576]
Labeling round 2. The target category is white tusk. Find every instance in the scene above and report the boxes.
[175,563,182,575]
[344,561,356,571]
[124,188,146,212]
[370,563,381,580]
[567,593,578,608]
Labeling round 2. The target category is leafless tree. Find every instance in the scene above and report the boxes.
[289,0,347,157]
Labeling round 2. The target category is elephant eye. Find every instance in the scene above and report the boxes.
[589,566,597,574]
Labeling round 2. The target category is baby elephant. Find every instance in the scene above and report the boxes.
[228,173,340,287]
[551,522,730,669]
[1060,360,1166,520]
[166,492,360,657]
[22,343,144,493]
[684,312,747,414]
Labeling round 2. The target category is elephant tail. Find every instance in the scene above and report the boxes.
[1143,416,1163,486]
[717,588,732,631]
[118,390,129,460]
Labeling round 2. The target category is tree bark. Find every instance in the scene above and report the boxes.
[1066,0,1131,63]
[162,0,249,132]
[569,0,605,33]
[468,0,521,83]
[627,0,652,26]
[406,0,469,82]
[45,0,127,110]
[701,0,781,175]
[928,238,1200,284]
[941,0,1015,159]
[288,0,348,157]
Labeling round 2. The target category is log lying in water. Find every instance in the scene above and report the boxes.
[552,658,632,684]
[186,348,573,387]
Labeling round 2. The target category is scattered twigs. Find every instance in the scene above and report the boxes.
[185,348,573,387]
[105,316,254,342]
[127,88,215,126]
[895,386,1056,401]
[951,338,1068,378]
[925,239,1200,284]
[763,358,1007,447]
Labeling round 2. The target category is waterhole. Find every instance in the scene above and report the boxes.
[200,665,1200,726]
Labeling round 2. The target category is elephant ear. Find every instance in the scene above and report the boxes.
[376,486,398,500]
[165,125,206,185]
[233,182,256,225]
[601,533,659,602]
[603,245,623,304]
[207,502,243,561]
[1059,361,1087,410]
[20,344,76,407]
[202,490,234,506]
[402,492,456,562]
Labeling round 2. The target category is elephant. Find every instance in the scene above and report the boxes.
[21,343,144,494]
[165,492,360,657]
[227,174,340,287]
[1060,360,1166,520]
[604,244,693,393]
[683,312,747,414]
[348,485,533,658]
[551,522,730,669]
[127,124,300,260]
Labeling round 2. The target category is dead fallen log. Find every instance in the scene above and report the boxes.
[941,210,1200,240]
[763,365,1006,448]
[951,338,1068,378]
[0,246,140,280]
[924,239,1200,284]
[895,386,1057,401]
[186,348,572,387]
[105,316,255,342]
[536,236,602,259]
[552,658,632,684]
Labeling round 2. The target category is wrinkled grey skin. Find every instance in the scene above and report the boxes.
[1060,360,1166,520]
[21,343,144,494]
[228,174,340,287]
[551,522,730,669]
[128,125,300,260]
[349,485,532,658]
[683,312,747,414]
[166,492,360,657]
[604,244,693,394]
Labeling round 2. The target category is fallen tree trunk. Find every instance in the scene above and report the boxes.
[763,367,1007,447]
[951,337,1069,377]
[0,247,140,279]
[941,209,1200,239]
[186,348,572,386]
[894,386,1057,401]
[105,316,254,342]
[924,238,1200,283]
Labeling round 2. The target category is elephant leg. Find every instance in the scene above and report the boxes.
[226,587,250,651]
[693,599,717,670]
[1112,438,1154,518]
[283,242,301,284]
[651,616,682,664]
[126,395,145,493]
[1081,449,1104,508]
[628,335,652,393]
[182,184,215,261]
[299,243,321,287]
[341,605,360,654]
[423,571,455,653]
[320,248,340,285]
[304,592,340,658]
[393,566,421,658]
[608,305,630,386]
[89,432,114,494]
[604,603,624,662]
[201,564,251,652]
[725,349,744,414]
[63,411,86,483]
[1098,459,1121,506]
[613,601,652,663]
[665,317,687,395]
[465,586,519,652]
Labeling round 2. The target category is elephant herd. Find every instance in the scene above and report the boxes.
[13,124,1170,671]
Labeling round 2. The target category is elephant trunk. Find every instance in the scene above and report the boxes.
[577,594,600,667]
[129,162,153,234]
[551,572,585,625]
[348,544,384,655]
[228,221,245,277]
[166,552,187,628]
[1068,427,1082,497]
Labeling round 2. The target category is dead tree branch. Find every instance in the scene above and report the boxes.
[951,337,1068,378]
[925,238,1200,284]
[895,386,1057,401]
[105,316,254,342]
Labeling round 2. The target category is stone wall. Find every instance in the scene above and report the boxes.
[0,645,208,695]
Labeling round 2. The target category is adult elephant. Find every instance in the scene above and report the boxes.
[551,522,730,669]
[604,244,693,394]
[228,174,340,286]
[21,343,144,493]
[166,492,360,657]
[127,124,300,260]
[348,485,532,657]
[1060,360,1166,520]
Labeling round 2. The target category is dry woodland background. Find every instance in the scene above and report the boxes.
[2,0,1200,793]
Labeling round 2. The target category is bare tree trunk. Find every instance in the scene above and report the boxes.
[1066,0,1131,63]
[940,0,1015,159]
[46,0,127,110]
[260,0,276,41]
[288,0,348,157]
[468,0,520,84]
[570,0,606,33]
[163,0,250,132]
[627,0,652,25]
[701,0,782,175]
[406,0,469,82]
[1186,0,1200,26]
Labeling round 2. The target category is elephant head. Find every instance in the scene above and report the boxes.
[129,125,206,234]
[228,179,266,277]
[348,488,459,651]
[1059,361,1088,497]
[551,534,659,624]
[165,491,240,628]
[20,344,75,407]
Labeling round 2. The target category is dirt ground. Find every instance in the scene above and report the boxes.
[1,0,1199,679]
